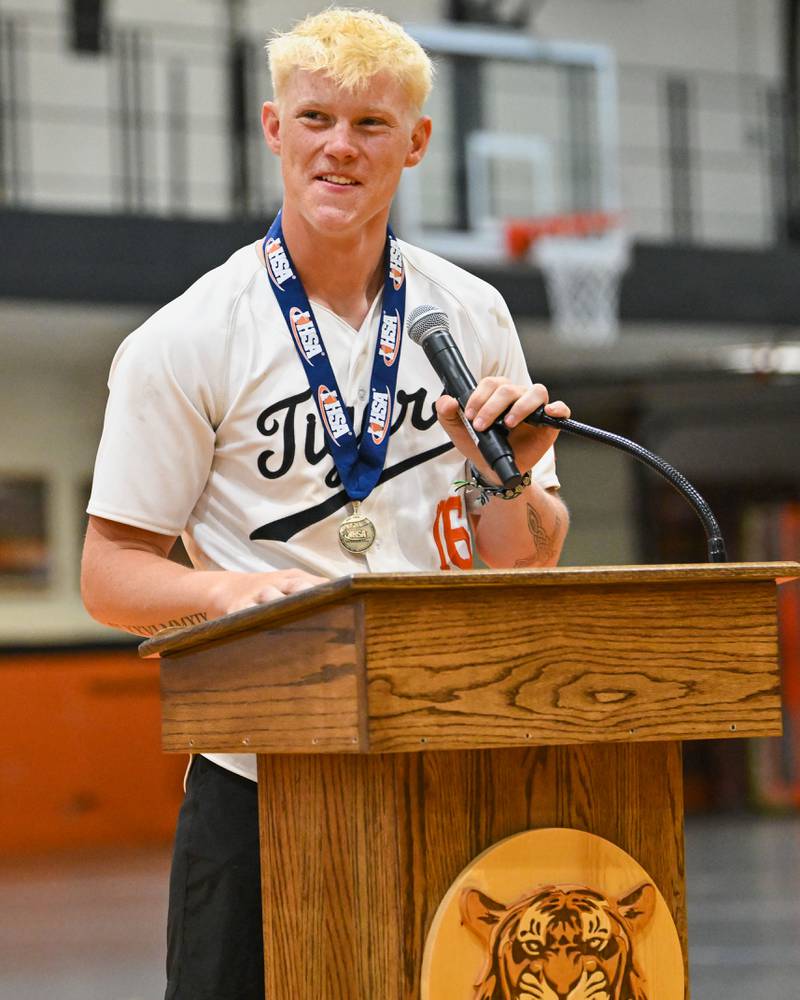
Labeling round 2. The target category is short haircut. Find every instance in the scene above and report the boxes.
[267,8,434,112]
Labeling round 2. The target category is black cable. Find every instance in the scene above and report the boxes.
[526,406,727,563]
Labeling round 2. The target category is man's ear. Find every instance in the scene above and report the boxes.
[262,101,281,155]
[405,115,432,168]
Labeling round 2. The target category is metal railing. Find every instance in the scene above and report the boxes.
[0,7,789,250]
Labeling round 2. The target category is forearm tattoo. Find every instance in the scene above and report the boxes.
[514,503,560,568]
[109,611,208,638]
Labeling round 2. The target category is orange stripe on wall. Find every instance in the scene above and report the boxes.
[0,647,187,857]
[779,504,800,710]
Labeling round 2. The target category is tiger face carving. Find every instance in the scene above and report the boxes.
[460,882,655,1000]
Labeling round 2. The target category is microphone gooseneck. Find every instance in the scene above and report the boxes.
[407,304,522,489]
[526,406,727,562]
[408,303,726,563]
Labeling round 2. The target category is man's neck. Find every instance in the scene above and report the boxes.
[279,209,387,330]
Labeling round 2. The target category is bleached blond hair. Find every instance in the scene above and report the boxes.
[267,8,434,112]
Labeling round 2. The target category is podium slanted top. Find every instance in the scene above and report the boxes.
[143,563,798,755]
[140,562,798,658]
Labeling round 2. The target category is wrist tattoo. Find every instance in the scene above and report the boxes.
[110,611,208,638]
[513,503,560,568]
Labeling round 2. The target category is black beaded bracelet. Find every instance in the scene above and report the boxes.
[454,465,533,506]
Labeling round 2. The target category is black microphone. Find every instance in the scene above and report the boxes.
[407,304,522,489]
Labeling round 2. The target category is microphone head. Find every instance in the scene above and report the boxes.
[407,304,449,346]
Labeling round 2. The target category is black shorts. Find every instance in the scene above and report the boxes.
[165,755,264,1000]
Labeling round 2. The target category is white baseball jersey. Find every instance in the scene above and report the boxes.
[88,239,559,782]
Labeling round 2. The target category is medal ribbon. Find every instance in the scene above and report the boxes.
[262,211,406,502]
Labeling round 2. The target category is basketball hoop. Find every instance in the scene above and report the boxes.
[505,212,629,344]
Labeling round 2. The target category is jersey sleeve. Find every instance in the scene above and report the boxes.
[87,312,224,536]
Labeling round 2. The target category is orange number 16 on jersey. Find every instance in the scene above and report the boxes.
[432,495,473,570]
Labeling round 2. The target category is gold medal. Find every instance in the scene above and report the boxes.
[338,501,376,553]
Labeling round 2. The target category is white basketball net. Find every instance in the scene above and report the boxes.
[532,229,630,344]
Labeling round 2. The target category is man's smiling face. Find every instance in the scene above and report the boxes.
[262,69,431,241]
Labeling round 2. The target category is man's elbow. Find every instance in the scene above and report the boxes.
[80,555,107,624]
[80,530,116,625]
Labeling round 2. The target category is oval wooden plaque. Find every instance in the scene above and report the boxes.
[422,828,684,1000]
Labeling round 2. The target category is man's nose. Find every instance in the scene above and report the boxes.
[324,122,358,159]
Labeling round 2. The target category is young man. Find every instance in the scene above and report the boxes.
[82,9,569,998]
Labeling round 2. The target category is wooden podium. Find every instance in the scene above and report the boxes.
[141,563,798,999]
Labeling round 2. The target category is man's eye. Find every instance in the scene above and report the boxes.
[300,111,326,122]
[359,118,386,127]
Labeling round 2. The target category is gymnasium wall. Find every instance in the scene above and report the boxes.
[0,0,785,244]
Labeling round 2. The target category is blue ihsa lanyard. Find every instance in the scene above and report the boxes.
[262,211,407,551]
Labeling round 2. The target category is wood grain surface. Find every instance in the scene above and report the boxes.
[361,579,783,751]
[157,572,784,753]
[159,604,366,753]
[258,741,687,1000]
[140,562,799,658]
